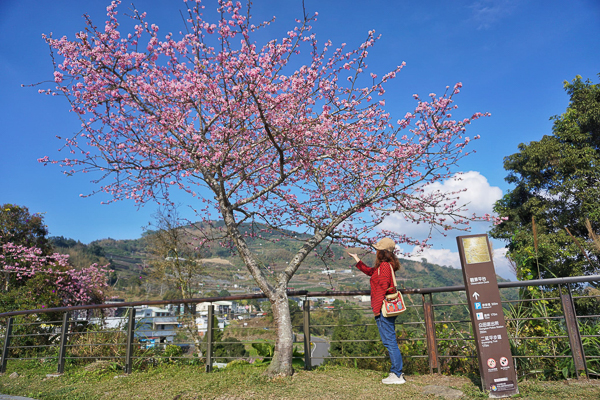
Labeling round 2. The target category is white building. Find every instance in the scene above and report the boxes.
[134,306,179,345]
[194,315,227,337]
[196,301,232,315]
[135,306,172,318]
[85,306,179,346]
[308,297,335,304]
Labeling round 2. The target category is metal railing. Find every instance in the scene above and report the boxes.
[0,275,598,379]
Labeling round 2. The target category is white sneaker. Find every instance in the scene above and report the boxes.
[382,373,406,385]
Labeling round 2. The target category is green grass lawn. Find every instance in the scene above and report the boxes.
[1,360,599,399]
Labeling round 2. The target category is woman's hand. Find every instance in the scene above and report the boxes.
[347,252,361,263]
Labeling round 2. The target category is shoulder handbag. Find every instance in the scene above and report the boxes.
[381,263,407,317]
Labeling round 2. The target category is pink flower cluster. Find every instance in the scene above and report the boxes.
[0,242,110,307]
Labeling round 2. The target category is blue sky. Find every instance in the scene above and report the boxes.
[1,0,599,279]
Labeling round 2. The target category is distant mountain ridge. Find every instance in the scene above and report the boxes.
[51,222,508,299]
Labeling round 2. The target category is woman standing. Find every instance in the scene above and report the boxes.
[348,237,405,385]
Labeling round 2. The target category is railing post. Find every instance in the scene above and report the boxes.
[422,293,439,374]
[205,305,214,372]
[125,307,136,374]
[57,312,69,374]
[303,300,312,370]
[0,317,13,374]
[559,284,587,379]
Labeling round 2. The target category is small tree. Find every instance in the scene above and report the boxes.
[146,207,206,356]
[1,204,51,255]
[40,1,491,375]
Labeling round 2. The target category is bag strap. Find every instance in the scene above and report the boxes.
[389,263,397,288]
[377,263,398,290]
[379,263,398,289]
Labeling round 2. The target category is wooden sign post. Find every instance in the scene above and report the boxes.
[456,234,518,398]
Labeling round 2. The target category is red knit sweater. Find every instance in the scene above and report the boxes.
[356,260,395,315]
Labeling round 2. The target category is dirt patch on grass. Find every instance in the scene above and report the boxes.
[225,317,276,341]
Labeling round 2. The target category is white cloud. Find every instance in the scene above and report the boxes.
[492,247,516,281]
[399,245,516,281]
[400,247,460,269]
[380,170,515,280]
[469,0,517,30]
[379,170,503,243]
[425,170,503,216]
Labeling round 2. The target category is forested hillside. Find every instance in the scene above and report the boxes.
[49,222,507,302]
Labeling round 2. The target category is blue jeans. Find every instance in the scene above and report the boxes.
[375,315,403,376]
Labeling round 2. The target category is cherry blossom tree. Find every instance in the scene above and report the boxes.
[39,0,491,375]
[0,241,109,308]
[0,240,110,353]
[0,204,109,309]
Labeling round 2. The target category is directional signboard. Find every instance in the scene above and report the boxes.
[456,234,518,398]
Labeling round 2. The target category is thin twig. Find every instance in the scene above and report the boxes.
[565,227,594,267]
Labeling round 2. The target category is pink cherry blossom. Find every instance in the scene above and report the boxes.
[1,241,110,307]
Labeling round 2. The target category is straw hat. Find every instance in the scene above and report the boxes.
[373,237,396,252]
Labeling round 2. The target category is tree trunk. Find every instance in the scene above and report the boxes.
[266,290,294,377]
[214,196,323,377]
[182,303,203,358]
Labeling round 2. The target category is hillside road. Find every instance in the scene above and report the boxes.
[311,336,329,366]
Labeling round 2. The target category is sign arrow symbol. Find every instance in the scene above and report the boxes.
[473,292,480,300]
